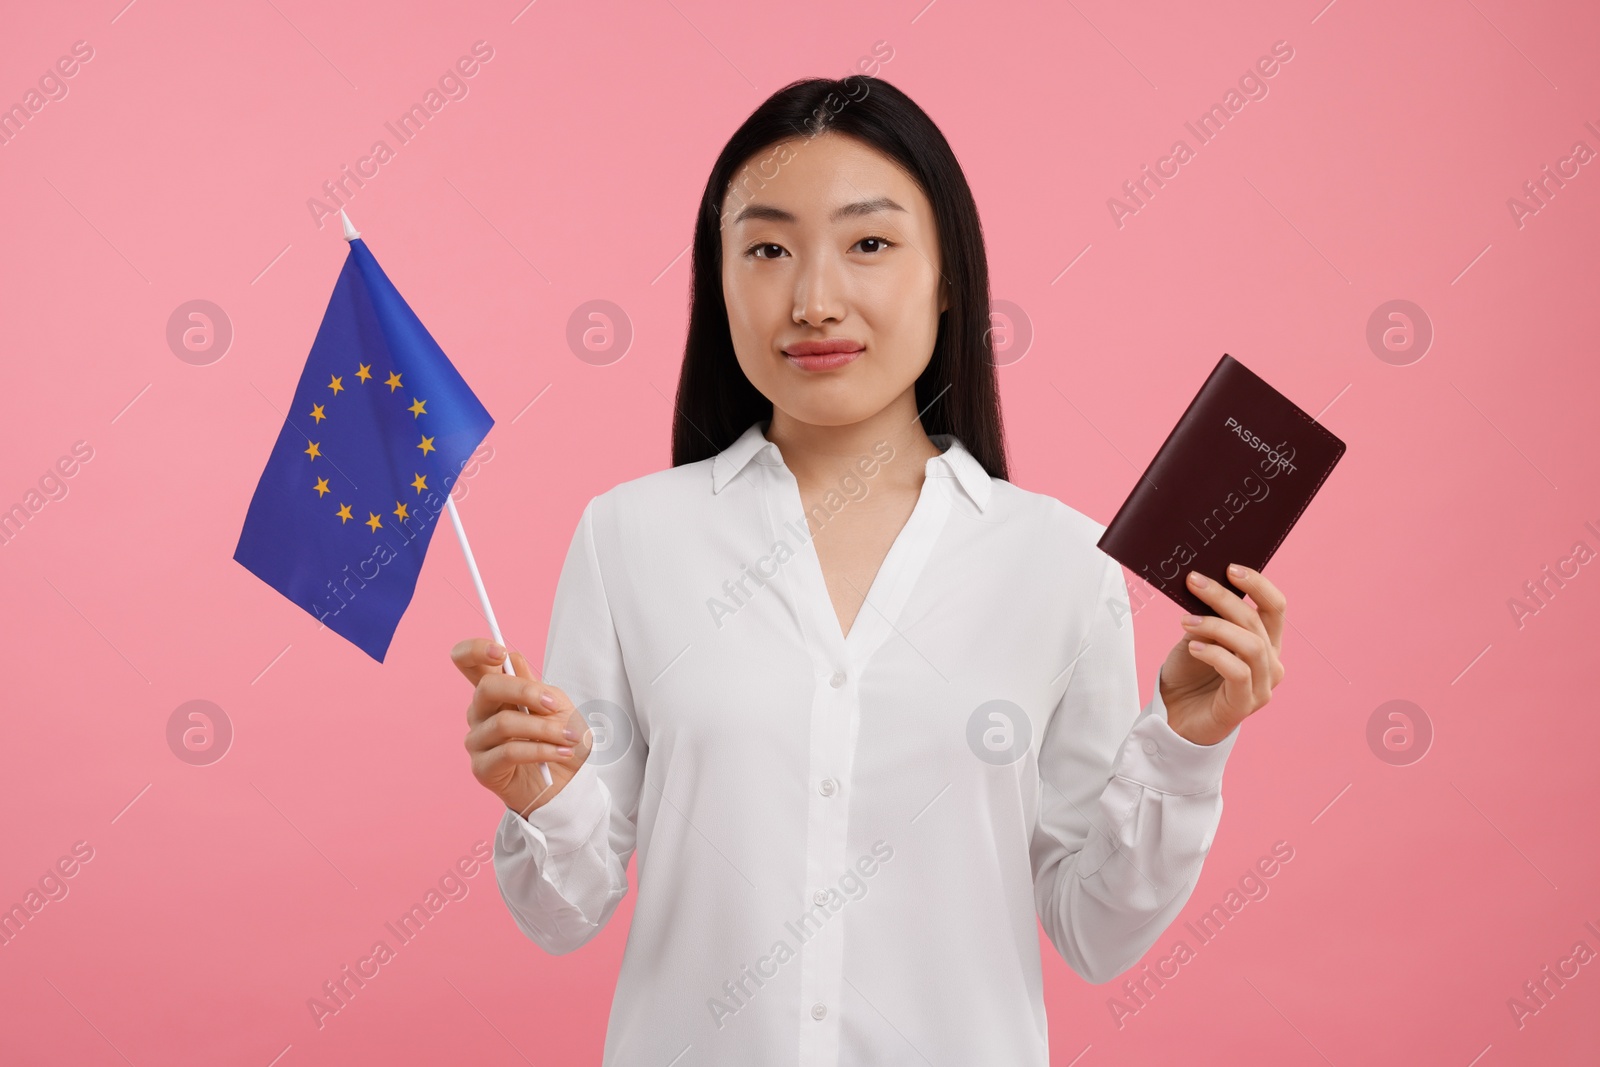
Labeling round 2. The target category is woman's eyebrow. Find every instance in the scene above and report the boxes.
[730,197,907,225]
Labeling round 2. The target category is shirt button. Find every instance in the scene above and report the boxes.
[813,888,830,906]
[1142,738,1159,755]
[819,777,837,796]
[829,669,846,688]
[811,1002,828,1020]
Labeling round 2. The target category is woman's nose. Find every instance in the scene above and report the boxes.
[793,257,846,326]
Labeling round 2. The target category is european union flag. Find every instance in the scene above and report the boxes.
[234,229,493,662]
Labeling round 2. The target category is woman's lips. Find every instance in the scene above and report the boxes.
[783,340,864,372]
[784,350,862,371]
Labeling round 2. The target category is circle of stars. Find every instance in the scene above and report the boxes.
[301,362,436,531]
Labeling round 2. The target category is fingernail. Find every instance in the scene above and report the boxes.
[563,727,579,741]
[539,692,557,709]
[1228,563,1247,578]
[486,643,504,660]
[1188,571,1209,588]
[1181,614,1201,626]
[556,746,574,756]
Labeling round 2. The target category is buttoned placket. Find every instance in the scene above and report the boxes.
[754,444,955,1065]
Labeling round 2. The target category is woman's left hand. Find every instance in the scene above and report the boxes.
[1157,563,1287,747]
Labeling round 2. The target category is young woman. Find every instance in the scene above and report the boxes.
[453,76,1286,1065]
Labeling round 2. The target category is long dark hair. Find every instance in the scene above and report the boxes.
[669,75,1009,482]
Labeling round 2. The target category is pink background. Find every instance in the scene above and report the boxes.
[3,0,1598,1063]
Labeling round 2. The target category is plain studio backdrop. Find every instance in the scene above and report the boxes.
[1,0,1597,1064]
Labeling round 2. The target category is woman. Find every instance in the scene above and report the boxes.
[452,75,1285,1065]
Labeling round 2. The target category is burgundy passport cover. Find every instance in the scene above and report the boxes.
[1096,353,1346,616]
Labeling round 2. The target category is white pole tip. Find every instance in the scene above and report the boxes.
[340,209,361,241]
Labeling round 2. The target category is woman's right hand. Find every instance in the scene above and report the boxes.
[452,638,593,819]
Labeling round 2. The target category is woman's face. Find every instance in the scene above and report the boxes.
[719,131,947,429]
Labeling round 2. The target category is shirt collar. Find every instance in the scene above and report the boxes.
[711,420,992,513]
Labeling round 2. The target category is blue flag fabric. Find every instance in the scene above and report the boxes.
[234,238,493,662]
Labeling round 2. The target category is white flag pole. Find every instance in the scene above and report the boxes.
[443,494,554,790]
[341,209,553,791]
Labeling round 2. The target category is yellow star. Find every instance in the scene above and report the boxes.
[305,441,321,460]
[313,477,331,497]
[417,434,435,456]
[385,371,403,392]
[410,473,427,493]
[336,503,353,523]
[393,501,410,522]
[408,398,427,418]
[308,403,326,424]
[366,512,382,532]
[328,375,344,394]
[355,363,372,383]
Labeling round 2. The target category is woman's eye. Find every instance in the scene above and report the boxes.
[747,243,787,259]
[855,236,893,254]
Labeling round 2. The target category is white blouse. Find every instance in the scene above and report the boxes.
[493,419,1241,1065]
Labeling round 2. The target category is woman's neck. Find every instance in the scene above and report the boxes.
[763,399,944,497]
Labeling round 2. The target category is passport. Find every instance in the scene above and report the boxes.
[1096,353,1347,616]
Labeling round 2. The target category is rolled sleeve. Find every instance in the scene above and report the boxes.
[1112,669,1240,796]
[507,755,610,856]
[1031,555,1244,984]
[489,496,642,956]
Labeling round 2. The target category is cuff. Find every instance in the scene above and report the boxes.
[508,756,609,857]
[1112,668,1240,796]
